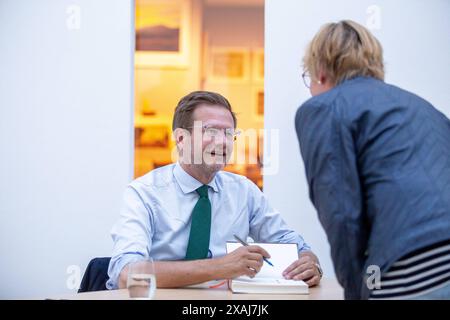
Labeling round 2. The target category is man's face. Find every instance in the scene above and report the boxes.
[186,104,235,174]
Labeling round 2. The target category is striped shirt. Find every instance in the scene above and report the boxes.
[370,239,450,299]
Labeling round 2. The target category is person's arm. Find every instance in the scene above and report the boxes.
[118,245,270,288]
[295,100,369,299]
[246,180,311,251]
[107,185,155,290]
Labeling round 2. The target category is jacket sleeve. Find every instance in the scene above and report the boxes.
[295,100,369,299]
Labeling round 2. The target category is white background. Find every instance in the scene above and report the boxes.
[0,0,134,298]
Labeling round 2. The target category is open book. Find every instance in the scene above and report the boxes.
[226,242,309,294]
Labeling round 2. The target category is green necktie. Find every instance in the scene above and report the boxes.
[185,185,211,260]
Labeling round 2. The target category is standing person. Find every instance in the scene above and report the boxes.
[295,20,450,299]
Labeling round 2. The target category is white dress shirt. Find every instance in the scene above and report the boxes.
[106,162,310,289]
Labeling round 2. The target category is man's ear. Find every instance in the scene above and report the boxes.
[173,128,186,150]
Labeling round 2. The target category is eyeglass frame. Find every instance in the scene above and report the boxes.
[302,70,311,89]
[184,125,241,141]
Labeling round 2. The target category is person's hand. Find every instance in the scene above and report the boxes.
[217,245,270,279]
[282,251,322,287]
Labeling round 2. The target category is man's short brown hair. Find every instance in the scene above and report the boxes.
[172,91,237,131]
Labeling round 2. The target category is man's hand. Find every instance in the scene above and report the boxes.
[282,251,322,287]
[217,245,270,279]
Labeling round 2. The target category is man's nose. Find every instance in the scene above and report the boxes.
[211,130,228,144]
[211,134,229,150]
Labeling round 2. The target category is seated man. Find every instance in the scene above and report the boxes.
[107,91,322,289]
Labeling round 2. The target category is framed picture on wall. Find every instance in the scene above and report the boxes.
[134,115,175,149]
[252,48,264,83]
[135,125,170,148]
[252,86,264,119]
[135,0,191,68]
[208,47,250,83]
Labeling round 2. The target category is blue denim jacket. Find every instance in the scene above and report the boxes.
[295,77,450,299]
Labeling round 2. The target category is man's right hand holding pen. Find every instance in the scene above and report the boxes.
[214,245,271,279]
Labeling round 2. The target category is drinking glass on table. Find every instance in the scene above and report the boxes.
[126,258,157,300]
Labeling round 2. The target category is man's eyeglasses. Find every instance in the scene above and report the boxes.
[302,70,311,89]
[186,125,241,141]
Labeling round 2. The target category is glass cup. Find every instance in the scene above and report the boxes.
[126,258,157,300]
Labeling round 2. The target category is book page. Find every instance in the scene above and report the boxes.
[226,242,299,280]
[232,277,302,285]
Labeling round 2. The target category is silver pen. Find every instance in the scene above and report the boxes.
[233,234,274,267]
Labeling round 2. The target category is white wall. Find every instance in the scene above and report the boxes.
[0,0,134,298]
[264,0,450,278]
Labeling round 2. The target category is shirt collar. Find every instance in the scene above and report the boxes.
[173,162,219,194]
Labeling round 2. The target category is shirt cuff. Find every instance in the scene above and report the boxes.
[106,253,144,290]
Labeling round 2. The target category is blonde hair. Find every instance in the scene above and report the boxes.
[303,20,384,85]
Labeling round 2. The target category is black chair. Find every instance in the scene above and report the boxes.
[78,257,111,293]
